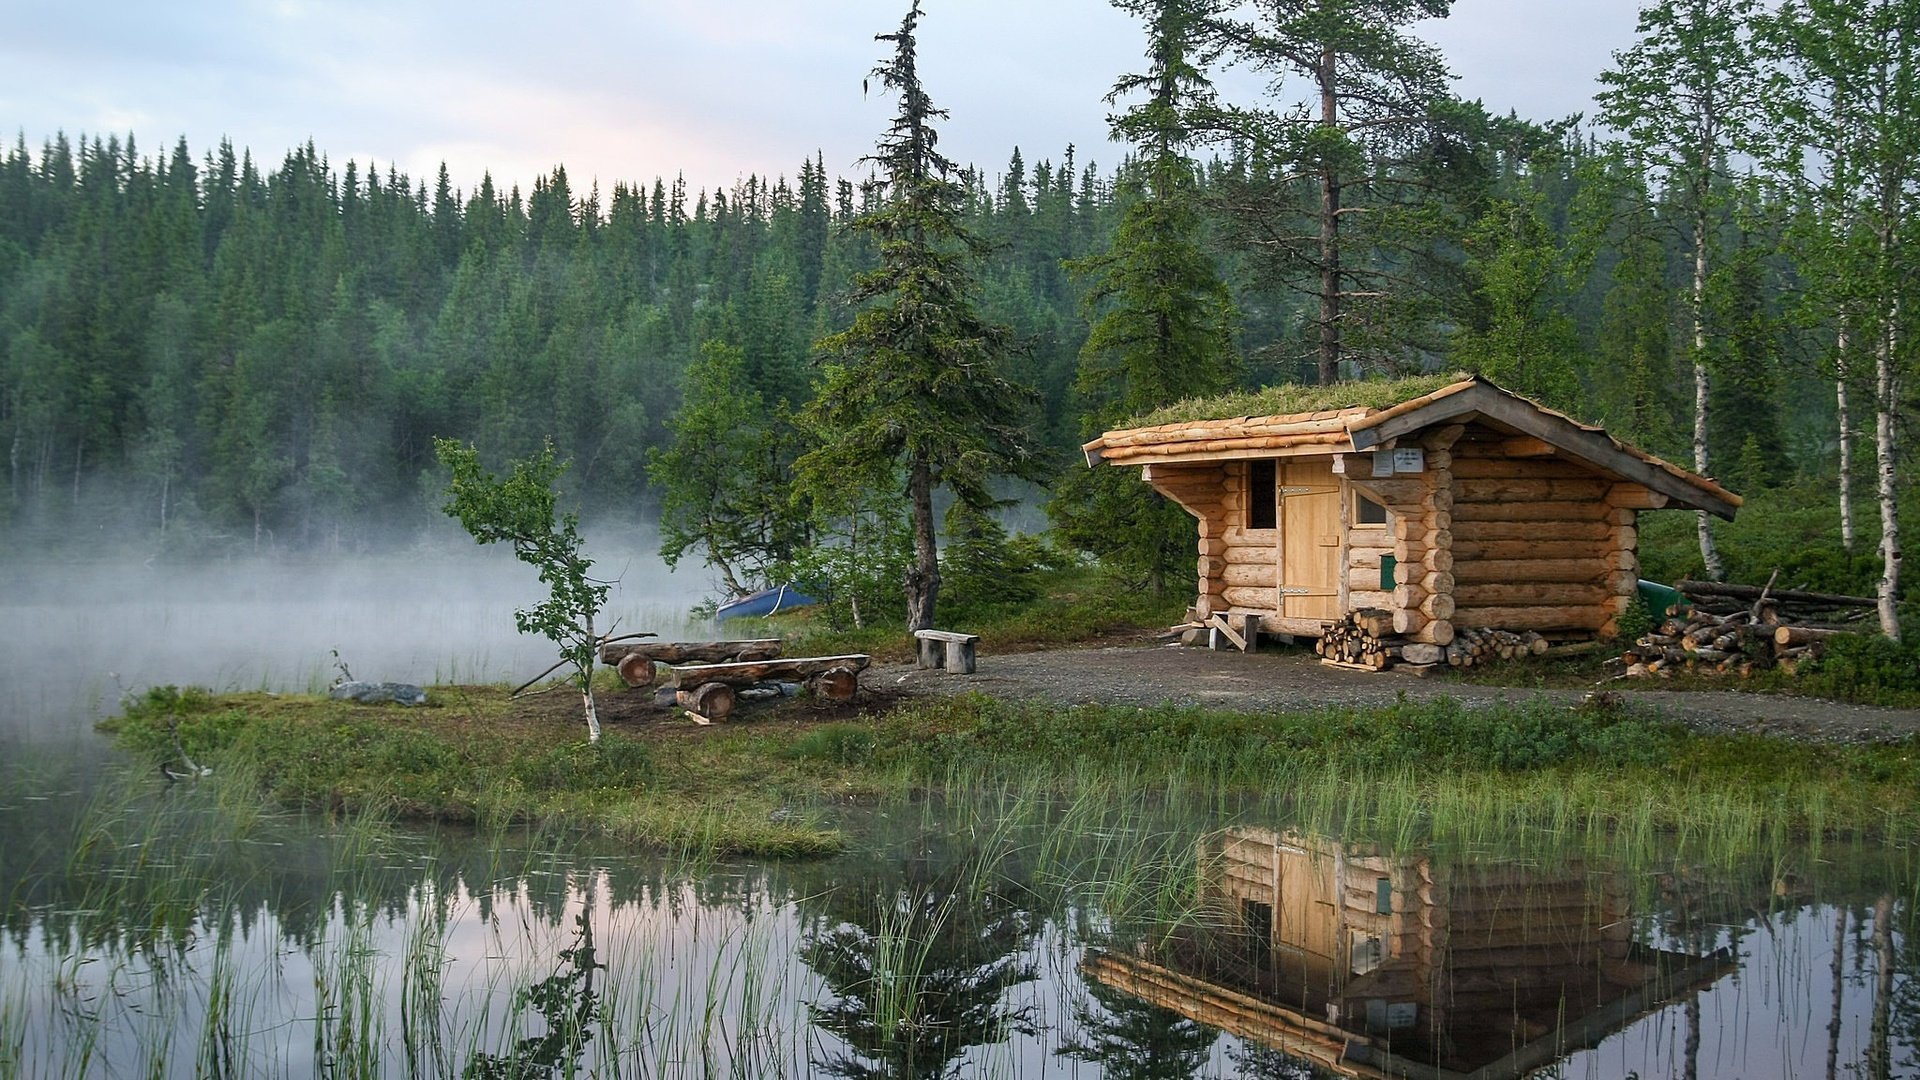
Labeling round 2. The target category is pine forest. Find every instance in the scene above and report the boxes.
[1,0,1914,637]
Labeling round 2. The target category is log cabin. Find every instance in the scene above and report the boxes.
[1082,374,1741,646]
[1083,827,1736,1080]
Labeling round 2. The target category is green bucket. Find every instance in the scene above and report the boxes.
[1636,579,1689,618]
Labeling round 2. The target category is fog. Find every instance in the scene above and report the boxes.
[0,527,709,750]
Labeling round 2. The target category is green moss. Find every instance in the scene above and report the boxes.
[1128,372,1471,428]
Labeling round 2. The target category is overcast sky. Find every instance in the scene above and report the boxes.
[2,1,1641,197]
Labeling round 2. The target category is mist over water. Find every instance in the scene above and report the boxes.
[0,526,708,749]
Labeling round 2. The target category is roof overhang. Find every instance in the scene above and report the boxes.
[1085,377,1741,520]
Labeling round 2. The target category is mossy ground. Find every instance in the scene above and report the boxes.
[104,673,1920,861]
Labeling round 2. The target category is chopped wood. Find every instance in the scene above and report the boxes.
[1678,581,1877,609]
[1617,602,1842,681]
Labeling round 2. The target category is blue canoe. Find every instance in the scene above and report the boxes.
[717,584,818,621]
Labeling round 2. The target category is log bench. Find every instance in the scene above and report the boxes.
[666,654,871,723]
[599,639,783,687]
[913,630,979,675]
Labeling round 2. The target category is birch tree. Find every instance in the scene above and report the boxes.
[1598,0,1763,581]
[1762,0,1918,639]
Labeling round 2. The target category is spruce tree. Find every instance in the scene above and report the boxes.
[792,0,1039,631]
[1051,0,1239,594]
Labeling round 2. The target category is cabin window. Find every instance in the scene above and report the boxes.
[1376,877,1394,915]
[1247,460,1277,530]
[1243,899,1273,961]
[1355,493,1389,527]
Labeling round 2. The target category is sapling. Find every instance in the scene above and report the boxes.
[436,438,610,742]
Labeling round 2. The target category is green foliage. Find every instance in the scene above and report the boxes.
[792,2,1042,631]
[436,438,608,739]
[1452,189,1582,408]
[939,503,1040,612]
[649,340,808,596]
[1133,372,1467,427]
[1795,632,1920,707]
[781,722,878,766]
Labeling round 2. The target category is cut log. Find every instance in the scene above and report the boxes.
[1401,643,1444,665]
[1454,583,1611,607]
[600,639,784,666]
[1773,625,1855,648]
[1678,581,1877,609]
[667,654,872,688]
[809,666,860,702]
[1453,560,1607,585]
[616,652,658,687]
[676,681,736,722]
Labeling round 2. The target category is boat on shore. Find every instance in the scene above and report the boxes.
[717,583,818,621]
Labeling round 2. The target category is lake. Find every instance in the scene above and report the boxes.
[0,552,1912,1078]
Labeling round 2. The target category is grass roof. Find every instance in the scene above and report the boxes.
[1130,372,1471,428]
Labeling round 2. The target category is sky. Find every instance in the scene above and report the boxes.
[1,1,1642,198]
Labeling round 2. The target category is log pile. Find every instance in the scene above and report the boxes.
[1619,608,1853,679]
[599,639,783,687]
[1314,609,1404,670]
[1440,627,1549,668]
[1315,610,1548,672]
[1676,581,1878,625]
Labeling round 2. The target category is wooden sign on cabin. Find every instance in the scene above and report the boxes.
[1084,375,1741,647]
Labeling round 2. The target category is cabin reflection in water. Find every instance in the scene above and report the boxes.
[1085,829,1736,1080]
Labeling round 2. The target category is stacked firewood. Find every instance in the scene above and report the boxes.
[1315,609,1404,670]
[1440,627,1549,668]
[1620,606,1855,679]
[1318,610,1554,671]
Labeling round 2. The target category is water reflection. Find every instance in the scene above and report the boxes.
[797,846,1039,1078]
[1084,826,1911,1080]
[0,793,1914,1078]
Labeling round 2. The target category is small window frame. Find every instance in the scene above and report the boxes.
[1353,491,1391,528]
[1247,459,1277,531]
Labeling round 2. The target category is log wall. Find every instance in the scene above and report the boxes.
[1145,462,1232,618]
[1447,426,1642,636]
[1146,423,1650,638]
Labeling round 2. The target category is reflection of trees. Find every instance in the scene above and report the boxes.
[1057,973,1217,1079]
[462,907,604,1080]
[797,857,1039,1079]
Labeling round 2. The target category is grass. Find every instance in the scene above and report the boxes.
[734,563,1187,663]
[102,677,1920,870]
[1129,371,1470,427]
[100,684,850,858]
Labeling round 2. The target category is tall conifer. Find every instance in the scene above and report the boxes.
[793,0,1039,631]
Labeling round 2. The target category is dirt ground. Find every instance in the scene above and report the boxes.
[877,638,1920,744]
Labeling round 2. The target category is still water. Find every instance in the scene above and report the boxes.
[0,555,1913,1078]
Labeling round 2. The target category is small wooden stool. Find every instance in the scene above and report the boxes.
[913,629,980,675]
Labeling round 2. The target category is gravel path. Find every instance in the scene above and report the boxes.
[879,641,1920,744]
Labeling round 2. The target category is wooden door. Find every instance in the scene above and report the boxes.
[1279,460,1342,620]
[1274,843,1341,984]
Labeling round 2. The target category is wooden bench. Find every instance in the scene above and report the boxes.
[913,629,980,675]
[1206,611,1262,653]
[666,654,871,723]
[599,639,782,687]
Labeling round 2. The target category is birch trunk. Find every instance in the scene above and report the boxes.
[1874,310,1901,641]
[1868,894,1893,1080]
[1693,199,1725,581]
[1837,327,1855,551]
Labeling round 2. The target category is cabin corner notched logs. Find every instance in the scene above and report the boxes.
[1085,377,1742,653]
